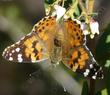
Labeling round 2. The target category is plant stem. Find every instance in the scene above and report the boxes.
[65,0,78,19]
[78,0,89,23]
[86,0,94,14]
[61,0,65,7]
[89,78,95,95]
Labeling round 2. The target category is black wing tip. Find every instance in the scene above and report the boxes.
[83,62,104,80]
[89,66,104,80]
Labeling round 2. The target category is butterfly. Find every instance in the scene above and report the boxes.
[2,15,103,79]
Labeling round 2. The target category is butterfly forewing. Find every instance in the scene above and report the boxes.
[2,32,49,63]
[61,19,85,56]
[33,16,59,53]
[2,16,58,63]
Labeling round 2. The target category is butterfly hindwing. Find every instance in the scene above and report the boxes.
[62,45,103,79]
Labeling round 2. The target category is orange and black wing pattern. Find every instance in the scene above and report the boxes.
[62,19,103,79]
[2,16,57,63]
[2,32,49,63]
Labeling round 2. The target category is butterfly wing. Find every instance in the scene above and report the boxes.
[32,16,59,55]
[63,45,103,79]
[62,19,103,79]
[61,19,85,57]
[2,32,49,63]
[2,16,57,63]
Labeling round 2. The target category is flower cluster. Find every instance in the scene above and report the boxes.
[81,18,100,39]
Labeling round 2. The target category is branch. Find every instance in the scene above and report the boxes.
[89,79,95,95]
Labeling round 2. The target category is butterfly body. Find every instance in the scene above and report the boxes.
[2,15,103,79]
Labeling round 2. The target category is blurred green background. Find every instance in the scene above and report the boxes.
[0,0,110,95]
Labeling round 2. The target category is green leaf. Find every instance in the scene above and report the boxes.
[106,35,110,43]
[81,81,89,95]
[105,60,110,68]
[101,89,108,95]
[96,89,108,95]
[74,5,81,17]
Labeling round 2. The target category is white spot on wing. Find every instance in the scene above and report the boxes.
[16,41,20,44]
[6,50,9,53]
[18,54,22,57]
[21,36,25,40]
[101,75,104,79]
[15,48,20,52]
[95,72,97,75]
[84,69,90,77]
[86,69,90,73]
[12,50,15,53]
[9,53,12,56]
[5,53,8,57]
[17,53,23,62]
[92,75,96,79]
[11,44,15,47]
[94,68,96,71]
[18,57,23,62]
[2,51,6,56]
[4,48,7,52]
[90,64,93,68]
[9,57,13,61]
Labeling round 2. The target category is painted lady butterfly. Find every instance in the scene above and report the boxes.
[2,14,103,79]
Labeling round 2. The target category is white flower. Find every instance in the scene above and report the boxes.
[81,18,100,39]
[90,19,99,35]
[81,23,90,35]
[52,5,66,20]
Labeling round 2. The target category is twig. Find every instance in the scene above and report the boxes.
[65,0,78,19]
[89,79,95,95]
[88,34,97,95]
[86,0,95,14]
[61,0,65,7]
[78,0,89,23]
